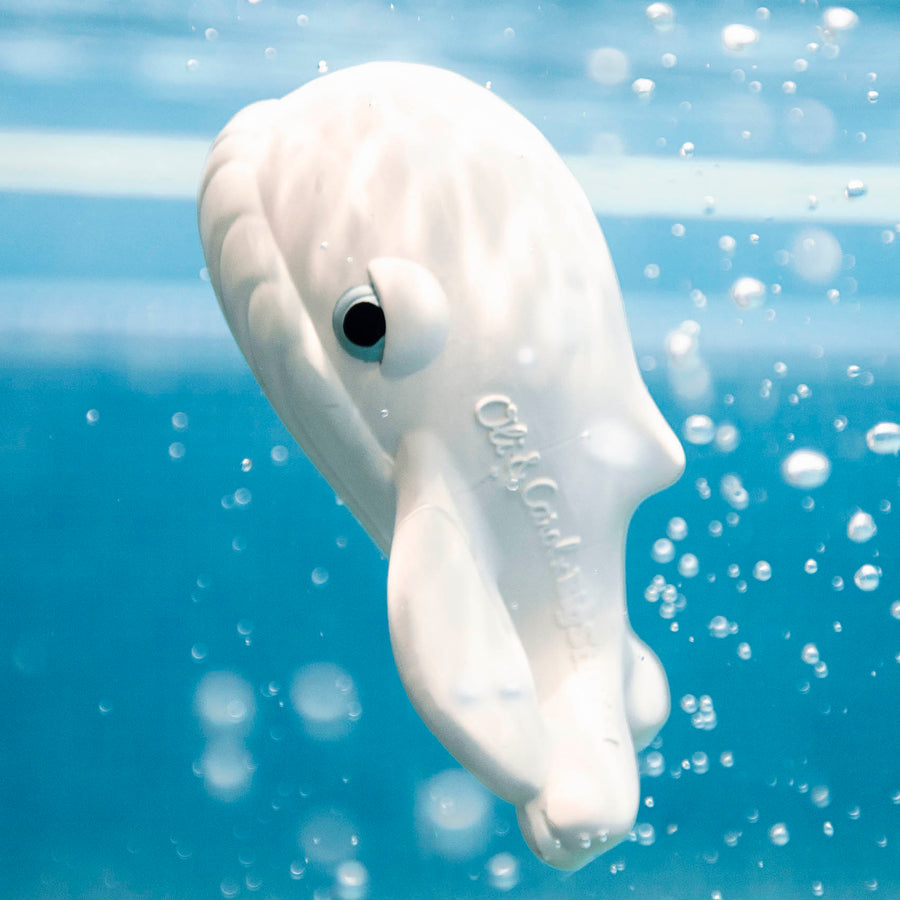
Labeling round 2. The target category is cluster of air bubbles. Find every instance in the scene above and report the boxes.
[730,276,766,310]
[416,769,493,860]
[720,473,749,510]
[708,615,738,639]
[681,693,717,730]
[643,575,687,619]
[290,662,362,740]
[801,643,829,678]
[722,23,759,52]
[853,564,881,592]
[194,671,256,801]
[486,853,520,891]
[221,488,252,510]
[847,510,877,543]
[866,422,900,455]
[782,449,831,489]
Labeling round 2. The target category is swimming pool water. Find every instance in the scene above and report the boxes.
[2,2,898,898]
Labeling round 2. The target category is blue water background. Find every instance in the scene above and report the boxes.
[2,1,898,898]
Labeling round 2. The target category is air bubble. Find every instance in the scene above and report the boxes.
[311,567,329,586]
[652,538,675,563]
[678,554,699,578]
[720,474,749,510]
[291,663,361,741]
[730,276,766,309]
[845,179,867,199]
[684,415,715,445]
[847,511,876,543]
[335,859,369,900]
[643,750,665,776]
[792,229,843,285]
[587,47,630,86]
[632,78,656,99]
[666,517,688,541]
[823,7,859,33]
[801,643,820,664]
[646,2,675,31]
[768,823,790,846]
[854,564,880,591]
[722,23,760,51]
[679,142,695,160]
[865,422,900,455]
[737,642,752,660]
[781,449,831,489]
[805,559,818,574]
[486,852,520,891]
[317,60,328,74]
[169,442,186,460]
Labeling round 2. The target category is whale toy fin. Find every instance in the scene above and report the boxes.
[388,431,549,803]
[624,632,671,751]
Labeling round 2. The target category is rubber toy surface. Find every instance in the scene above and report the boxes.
[198,62,684,870]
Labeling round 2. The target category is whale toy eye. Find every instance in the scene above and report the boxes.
[333,284,386,361]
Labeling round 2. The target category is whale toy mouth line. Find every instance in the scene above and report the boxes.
[198,60,683,871]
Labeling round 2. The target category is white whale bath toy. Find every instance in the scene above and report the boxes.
[198,61,684,870]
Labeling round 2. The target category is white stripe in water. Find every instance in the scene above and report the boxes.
[0,129,897,223]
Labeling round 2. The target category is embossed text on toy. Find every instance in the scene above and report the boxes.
[474,395,603,664]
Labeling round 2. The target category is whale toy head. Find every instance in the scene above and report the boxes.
[199,61,684,870]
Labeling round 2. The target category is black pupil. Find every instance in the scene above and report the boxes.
[343,302,386,347]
